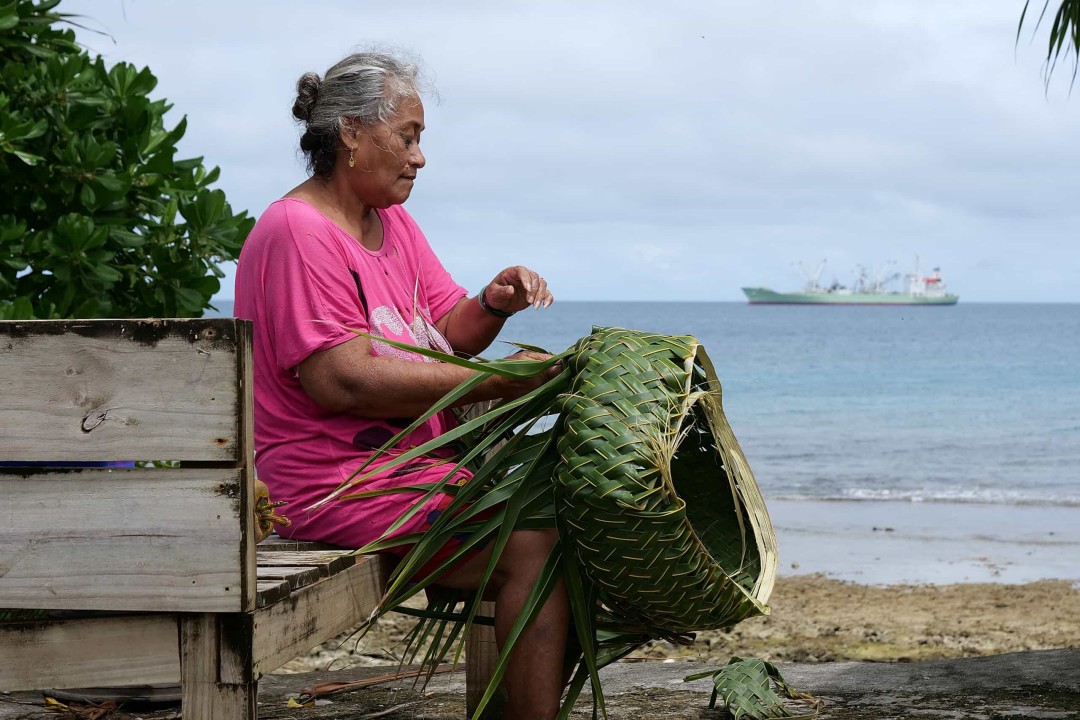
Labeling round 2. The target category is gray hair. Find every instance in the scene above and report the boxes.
[293,51,423,179]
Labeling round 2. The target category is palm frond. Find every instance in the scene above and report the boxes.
[1020,0,1080,86]
[321,326,778,719]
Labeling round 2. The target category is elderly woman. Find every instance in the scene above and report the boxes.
[234,52,567,718]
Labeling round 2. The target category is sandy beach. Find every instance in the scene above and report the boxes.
[277,574,1080,674]
[641,575,1080,663]
[274,498,1080,674]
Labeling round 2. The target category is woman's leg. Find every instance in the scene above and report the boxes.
[438,528,569,720]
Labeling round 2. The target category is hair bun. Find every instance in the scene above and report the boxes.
[292,72,322,123]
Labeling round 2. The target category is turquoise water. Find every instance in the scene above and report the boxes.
[214,300,1080,509]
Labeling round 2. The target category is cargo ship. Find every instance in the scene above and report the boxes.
[742,260,958,306]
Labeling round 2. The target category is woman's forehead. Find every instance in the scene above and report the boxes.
[392,96,425,128]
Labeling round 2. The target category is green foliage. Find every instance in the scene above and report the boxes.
[0,0,253,319]
[684,657,822,719]
[1020,1,1080,84]
[310,328,777,720]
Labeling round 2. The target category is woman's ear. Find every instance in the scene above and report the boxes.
[339,119,357,143]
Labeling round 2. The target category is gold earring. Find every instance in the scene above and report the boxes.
[348,148,355,168]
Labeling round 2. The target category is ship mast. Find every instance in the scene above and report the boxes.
[795,259,826,293]
[868,261,899,294]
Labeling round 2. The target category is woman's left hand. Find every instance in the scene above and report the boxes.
[484,266,553,313]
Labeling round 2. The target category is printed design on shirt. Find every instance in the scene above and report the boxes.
[369,305,432,361]
[366,253,455,364]
[410,314,453,354]
[405,270,453,355]
[348,254,457,453]
[368,306,453,360]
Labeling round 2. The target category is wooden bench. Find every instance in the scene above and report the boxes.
[0,318,496,719]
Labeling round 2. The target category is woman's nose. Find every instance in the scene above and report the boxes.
[411,146,426,169]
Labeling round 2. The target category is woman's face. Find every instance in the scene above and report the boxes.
[348,95,426,208]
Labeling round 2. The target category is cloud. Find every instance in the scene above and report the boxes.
[63,0,1080,301]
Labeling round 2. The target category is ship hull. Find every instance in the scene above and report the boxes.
[741,287,958,306]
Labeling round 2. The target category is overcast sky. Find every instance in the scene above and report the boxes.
[64,0,1080,302]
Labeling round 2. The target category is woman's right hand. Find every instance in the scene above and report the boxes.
[481,350,563,401]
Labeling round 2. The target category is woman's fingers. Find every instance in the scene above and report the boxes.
[489,266,554,312]
[508,349,552,361]
[534,275,553,308]
[508,350,562,377]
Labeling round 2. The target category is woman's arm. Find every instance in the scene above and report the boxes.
[298,333,557,418]
[438,266,553,357]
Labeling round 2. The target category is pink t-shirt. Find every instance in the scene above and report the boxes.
[234,198,469,548]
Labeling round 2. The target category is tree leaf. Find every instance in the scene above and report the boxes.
[0,5,19,32]
[0,3,251,319]
[12,150,44,166]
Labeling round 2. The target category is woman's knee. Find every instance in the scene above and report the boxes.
[508,527,559,560]
[494,528,559,583]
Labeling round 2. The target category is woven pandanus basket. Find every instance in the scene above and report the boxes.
[554,327,778,634]
[317,324,781,718]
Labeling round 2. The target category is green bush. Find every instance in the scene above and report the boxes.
[0,0,253,319]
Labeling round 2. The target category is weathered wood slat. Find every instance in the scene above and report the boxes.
[255,580,291,607]
[467,600,502,717]
[237,324,257,612]
[0,468,250,612]
[182,614,256,720]
[256,565,323,590]
[253,550,357,577]
[248,555,392,679]
[0,319,243,463]
[257,536,346,552]
[0,615,179,690]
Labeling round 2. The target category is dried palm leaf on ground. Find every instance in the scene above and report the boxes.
[309,326,778,719]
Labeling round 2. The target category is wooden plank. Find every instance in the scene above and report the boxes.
[0,318,243,463]
[0,468,245,612]
[0,614,179,690]
[181,614,255,720]
[257,565,323,590]
[248,554,392,679]
[256,579,291,607]
[258,535,346,552]
[466,600,503,718]
[253,550,357,577]
[237,325,257,614]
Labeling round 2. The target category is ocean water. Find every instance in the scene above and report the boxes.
[215,299,1080,582]
[503,301,1080,510]
[214,300,1079,508]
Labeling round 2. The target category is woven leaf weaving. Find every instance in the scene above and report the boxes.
[554,328,777,633]
[317,324,781,718]
[686,656,823,719]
